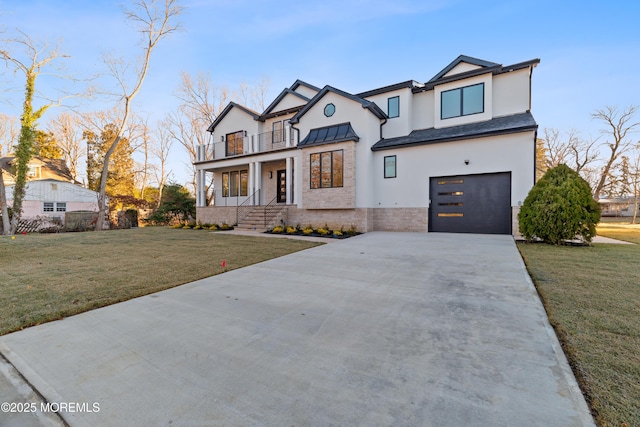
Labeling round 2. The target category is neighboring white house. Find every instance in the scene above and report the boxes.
[5,179,100,224]
[194,55,540,235]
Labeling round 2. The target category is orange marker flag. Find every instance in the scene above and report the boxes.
[221,260,227,268]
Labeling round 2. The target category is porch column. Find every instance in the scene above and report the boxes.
[286,156,292,205]
[196,169,205,207]
[293,156,299,205]
[249,162,255,205]
[255,162,262,205]
[285,126,291,148]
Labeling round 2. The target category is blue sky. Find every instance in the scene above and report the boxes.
[1,0,639,185]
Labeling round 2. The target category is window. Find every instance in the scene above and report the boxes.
[310,149,343,189]
[240,170,248,196]
[225,131,244,156]
[27,164,41,178]
[384,155,396,178]
[43,202,66,212]
[441,83,484,119]
[387,96,399,118]
[221,170,248,197]
[272,121,284,143]
[222,173,229,197]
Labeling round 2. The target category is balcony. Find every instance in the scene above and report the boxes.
[196,128,297,162]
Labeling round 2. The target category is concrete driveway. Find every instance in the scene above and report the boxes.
[0,232,594,426]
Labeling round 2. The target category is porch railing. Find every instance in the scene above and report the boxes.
[264,196,281,227]
[197,129,298,162]
[236,189,260,225]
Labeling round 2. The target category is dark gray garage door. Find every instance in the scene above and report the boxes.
[429,172,511,234]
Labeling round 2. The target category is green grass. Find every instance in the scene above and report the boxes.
[517,230,640,427]
[0,227,321,337]
[597,221,640,244]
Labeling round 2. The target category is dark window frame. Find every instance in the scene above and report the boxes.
[387,96,399,118]
[440,83,484,120]
[310,149,344,189]
[272,121,284,143]
[225,130,244,156]
[384,155,397,178]
[221,169,248,197]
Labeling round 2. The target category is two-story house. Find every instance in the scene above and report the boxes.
[194,55,539,235]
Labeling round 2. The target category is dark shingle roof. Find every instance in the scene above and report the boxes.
[298,123,359,148]
[371,112,537,151]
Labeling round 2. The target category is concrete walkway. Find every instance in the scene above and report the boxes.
[0,232,594,426]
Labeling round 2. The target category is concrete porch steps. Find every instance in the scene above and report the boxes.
[236,205,287,231]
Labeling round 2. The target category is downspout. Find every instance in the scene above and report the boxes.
[379,115,387,140]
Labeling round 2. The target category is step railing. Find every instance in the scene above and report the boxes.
[236,189,260,225]
[264,196,281,228]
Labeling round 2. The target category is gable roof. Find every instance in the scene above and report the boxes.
[261,88,310,117]
[206,102,260,133]
[371,112,537,151]
[289,85,387,124]
[298,122,359,148]
[428,55,500,83]
[414,58,540,93]
[355,80,424,98]
[0,156,76,183]
[290,79,321,93]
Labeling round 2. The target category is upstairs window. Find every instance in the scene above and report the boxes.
[272,121,284,143]
[387,96,399,118]
[441,83,484,119]
[28,164,41,178]
[225,131,244,156]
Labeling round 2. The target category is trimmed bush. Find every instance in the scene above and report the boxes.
[518,164,601,244]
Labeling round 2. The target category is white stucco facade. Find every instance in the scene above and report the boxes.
[195,55,540,234]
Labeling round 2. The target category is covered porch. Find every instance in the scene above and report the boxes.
[195,157,297,228]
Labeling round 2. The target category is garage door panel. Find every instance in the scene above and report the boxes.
[429,172,511,234]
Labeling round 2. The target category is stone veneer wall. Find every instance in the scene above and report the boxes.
[512,206,522,239]
[197,205,519,236]
[196,206,237,225]
[286,206,428,233]
[301,141,356,209]
[286,208,369,232]
[371,208,428,232]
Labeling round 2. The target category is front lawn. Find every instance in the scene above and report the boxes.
[517,230,640,427]
[596,221,640,244]
[0,228,321,336]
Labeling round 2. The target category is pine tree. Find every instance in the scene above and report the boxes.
[85,123,135,199]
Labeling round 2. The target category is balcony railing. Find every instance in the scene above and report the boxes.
[196,127,297,162]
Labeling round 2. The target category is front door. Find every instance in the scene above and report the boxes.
[277,170,286,203]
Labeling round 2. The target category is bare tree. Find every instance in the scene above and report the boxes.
[152,119,173,208]
[0,30,71,234]
[168,71,227,196]
[47,111,85,181]
[94,0,183,230]
[0,113,19,156]
[592,105,639,199]
[542,128,599,173]
[134,117,152,201]
[237,76,270,112]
